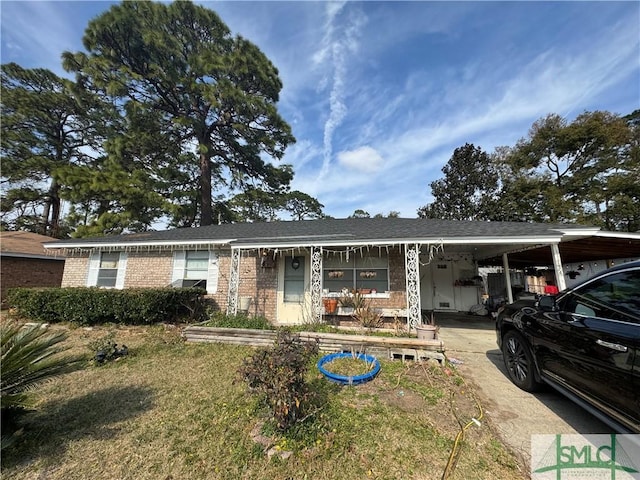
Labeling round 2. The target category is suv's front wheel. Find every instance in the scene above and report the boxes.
[502,330,542,392]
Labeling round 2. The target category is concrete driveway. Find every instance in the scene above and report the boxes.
[436,312,613,471]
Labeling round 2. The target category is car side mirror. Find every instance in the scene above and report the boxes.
[537,295,556,312]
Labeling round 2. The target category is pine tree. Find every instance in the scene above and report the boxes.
[62,1,295,226]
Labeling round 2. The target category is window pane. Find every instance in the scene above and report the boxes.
[324,256,353,268]
[356,269,388,291]
[185,251,208,279]
[355,256,387,268]
[284,280,304,302]
[182,279,207,289]
[97,269,117,287]
[323,269,354,293]
[569,270,640,322]
[284,256,305,302]
[100,252,119,269]
[323,253,389,293]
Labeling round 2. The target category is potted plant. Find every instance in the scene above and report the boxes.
[323,297,338,314]
[352,303,383,330]
[416,311,438,340]
[338,291,366,315]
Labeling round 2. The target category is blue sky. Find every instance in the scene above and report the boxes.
[1,1,639,219]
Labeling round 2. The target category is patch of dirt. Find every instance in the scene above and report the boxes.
[378,388,425,413]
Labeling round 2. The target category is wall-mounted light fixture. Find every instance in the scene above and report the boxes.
[291,257,301,270]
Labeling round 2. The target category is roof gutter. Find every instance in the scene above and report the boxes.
[0,252,65,260]
[234,235,564,249]
[43,239,235,250]
[43,234,570,251]
[592,231,640,240]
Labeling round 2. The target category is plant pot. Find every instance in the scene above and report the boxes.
[239,296,252,313]
[323,298,338,314]
[416,324,438,340]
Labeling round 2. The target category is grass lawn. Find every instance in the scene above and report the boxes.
[1,322,527,479]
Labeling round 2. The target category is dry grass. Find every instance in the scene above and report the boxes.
[1,321,528,480]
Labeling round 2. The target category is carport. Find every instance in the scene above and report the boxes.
[476,230,640,303]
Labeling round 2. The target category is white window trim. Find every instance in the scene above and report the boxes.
[87,251,128,289]
[172,250,218,294]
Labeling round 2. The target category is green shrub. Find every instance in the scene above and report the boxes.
[6,288,206,325]
[1,322,86,450]
[238,329,319,431]
[205,310,275,330]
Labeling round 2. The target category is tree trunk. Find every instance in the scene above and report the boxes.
[50,179,61,238]
[42,193,52,236]
[199,149,213,226]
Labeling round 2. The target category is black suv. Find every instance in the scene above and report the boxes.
[496,260,640,433]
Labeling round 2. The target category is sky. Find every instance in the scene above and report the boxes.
[1,1,639,220]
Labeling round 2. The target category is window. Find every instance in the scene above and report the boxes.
[87,251,127,289]
[183,251,209,289]
[284,256,305,302]
[561,269,640,323]
[171,250,219,293]
[323,253,389,293]
[97,252,119,287]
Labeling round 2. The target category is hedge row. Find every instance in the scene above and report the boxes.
[6,287,207,325]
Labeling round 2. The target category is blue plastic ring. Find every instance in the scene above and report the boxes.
[317,352,381,385]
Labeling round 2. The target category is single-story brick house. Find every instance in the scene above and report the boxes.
[44,218,640,328]
[1,231,65,306]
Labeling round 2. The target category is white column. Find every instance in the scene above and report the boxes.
[405,243,422,329]
[502,253,514,304]
[310,246,323,323]
[227,248,241,315]
[550,243,566,291]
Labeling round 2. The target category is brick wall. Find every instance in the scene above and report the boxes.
[61,255,89,287]
[1,256,65,305]
[125,251,173,288]
[53,246,410,322]
[207,252,278,319]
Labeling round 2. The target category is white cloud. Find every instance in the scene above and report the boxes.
[317,4,368,178]
[337,146,384,173]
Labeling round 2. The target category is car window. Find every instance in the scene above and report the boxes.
[560,269,640,323]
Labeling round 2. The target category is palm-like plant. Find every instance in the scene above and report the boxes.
[1,322,86,449]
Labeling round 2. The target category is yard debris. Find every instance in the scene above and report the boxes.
[448,357,464,365]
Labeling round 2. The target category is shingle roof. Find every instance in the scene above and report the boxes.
[44,218,593,248]
[1,231,65,258]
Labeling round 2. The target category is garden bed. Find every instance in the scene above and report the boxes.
[183,326,445,361]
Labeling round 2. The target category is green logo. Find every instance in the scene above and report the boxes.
[532,434,640,479]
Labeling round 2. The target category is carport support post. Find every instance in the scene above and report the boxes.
[550,243,566,291]
[502,253,514,304]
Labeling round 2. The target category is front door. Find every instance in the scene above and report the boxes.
[432,262,455,310]
[277,255,310,324]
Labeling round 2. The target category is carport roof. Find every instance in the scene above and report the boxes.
[479,232,640,267]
